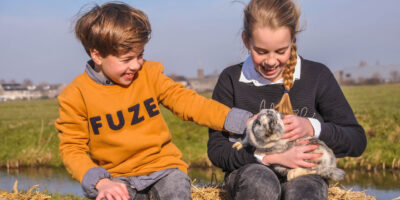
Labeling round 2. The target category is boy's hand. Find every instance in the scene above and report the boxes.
[96,178,129,200]
[247,114,258,126]
[281,115,314,141]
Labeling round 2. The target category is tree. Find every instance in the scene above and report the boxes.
[22,78,34,87]
[390,71,400,83]
[364,73,382,85]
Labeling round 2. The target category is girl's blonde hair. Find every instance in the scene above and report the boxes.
[243,0,300,115]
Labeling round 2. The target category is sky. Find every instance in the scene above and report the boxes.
[0,0,399,84]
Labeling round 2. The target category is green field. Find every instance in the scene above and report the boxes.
[339,84,400,170]
[0,84,399,170]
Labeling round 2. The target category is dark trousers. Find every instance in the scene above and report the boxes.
[224,164,328,200]
[112,169,192,200]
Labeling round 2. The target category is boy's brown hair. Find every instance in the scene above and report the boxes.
[75,1,151,57]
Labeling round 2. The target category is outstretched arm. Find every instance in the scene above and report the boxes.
[207,70,258,172]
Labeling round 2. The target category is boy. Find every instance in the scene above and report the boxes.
[55,2,252,200]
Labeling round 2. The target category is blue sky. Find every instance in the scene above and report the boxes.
[1,0,399,84]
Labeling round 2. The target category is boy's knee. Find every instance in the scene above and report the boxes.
[151,169,192,200]
[282,174,328,200]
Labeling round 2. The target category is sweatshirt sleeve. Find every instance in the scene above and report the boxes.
[148,62,229,131]
[316,68,367,157]
[207,69,258,172]
[55,84,100,182]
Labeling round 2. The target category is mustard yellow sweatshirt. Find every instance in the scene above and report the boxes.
[55,61,230,182]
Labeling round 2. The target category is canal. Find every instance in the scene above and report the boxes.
[0,167,399,199]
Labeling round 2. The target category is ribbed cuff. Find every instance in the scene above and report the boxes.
[254,154,270,166]
[224,108,253,134]
[308,118,321,138]
[81,167,112,199]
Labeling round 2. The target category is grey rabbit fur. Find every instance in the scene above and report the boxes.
[233,109,345,181]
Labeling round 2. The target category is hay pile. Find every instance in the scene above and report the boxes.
[1,181,379,200]
[191,184,377,200]
[0,181,50,200]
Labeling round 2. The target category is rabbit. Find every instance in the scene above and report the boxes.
[233,109,345,181]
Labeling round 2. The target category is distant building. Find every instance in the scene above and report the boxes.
[334,63,400,85]
[168,74,190,88]
[168,68,219,93]
[0,83,66,101]
[187,69,219,93]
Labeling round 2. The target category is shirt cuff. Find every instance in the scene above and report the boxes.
[224,108,253,134]
[254,154,269,166]
[308,118,321,138]
[81,167,112,199]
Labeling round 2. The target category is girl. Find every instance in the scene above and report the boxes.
[207,0,366,199]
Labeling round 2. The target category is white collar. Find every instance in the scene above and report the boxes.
[239,55,301,86]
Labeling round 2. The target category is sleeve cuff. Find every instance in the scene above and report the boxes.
[254,154,269,166]
[81,167,112,199]
[308,118,321,138]
[224,108,253,134]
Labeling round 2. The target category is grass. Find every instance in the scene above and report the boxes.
[0,99,61,168]
[339,84,400,170]
[0,85,399,170]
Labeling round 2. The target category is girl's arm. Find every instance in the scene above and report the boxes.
[315,67,367,157]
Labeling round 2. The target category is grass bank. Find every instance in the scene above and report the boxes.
[339,84,400,170]
[0,84,399,170]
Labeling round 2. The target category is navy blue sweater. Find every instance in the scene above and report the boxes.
[207,58,366,173]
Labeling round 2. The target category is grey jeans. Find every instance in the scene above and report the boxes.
[224,163,328,200]
[112,169,192,200]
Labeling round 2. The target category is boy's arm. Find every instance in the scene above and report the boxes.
[148,61,251,134]
[207,69,258,172]
[55,85,110,198]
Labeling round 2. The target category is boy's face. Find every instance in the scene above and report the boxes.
[91,48,144,86]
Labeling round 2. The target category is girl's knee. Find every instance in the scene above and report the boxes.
[241,164,280,184]
[282,174,328,200]
[229,164,281,200]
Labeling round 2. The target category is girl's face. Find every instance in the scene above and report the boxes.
[244,26,292,83]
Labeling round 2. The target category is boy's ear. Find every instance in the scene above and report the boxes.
[90,49,103,65]
[241,32,250,50]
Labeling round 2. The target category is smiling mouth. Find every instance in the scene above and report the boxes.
[123,72,135,79]
[266,65,278,71]
[259,65,279,75]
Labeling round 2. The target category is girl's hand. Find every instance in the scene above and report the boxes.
[263,141,322,168]
[281,115,314,141]
[96,178,130,200]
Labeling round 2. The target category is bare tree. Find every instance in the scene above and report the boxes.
[390,71,400,83]
[0,84,4,95]
[364,72,382,85]
[22,78,34,87]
